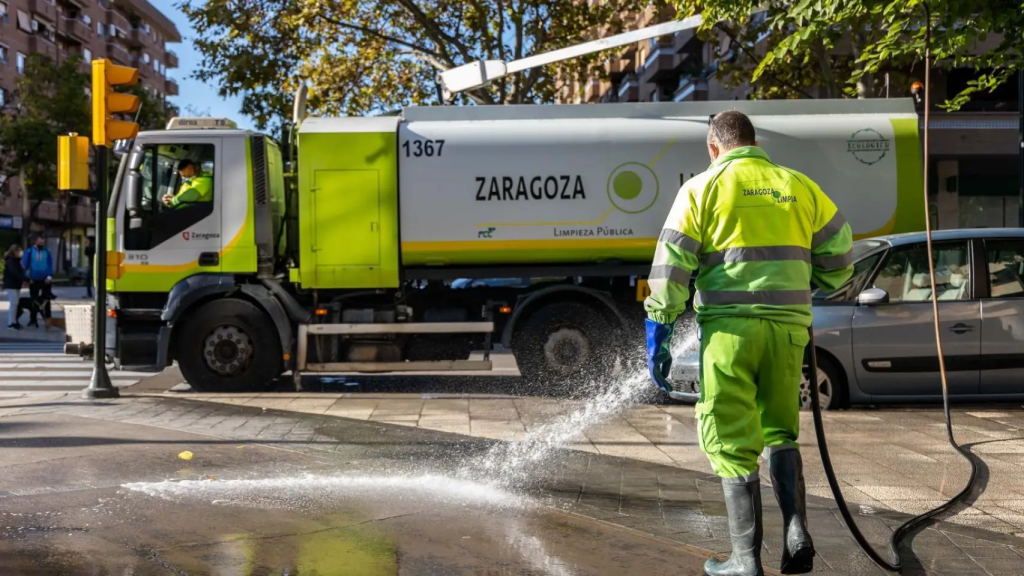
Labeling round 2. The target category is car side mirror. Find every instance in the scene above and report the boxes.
[857,287,890,306]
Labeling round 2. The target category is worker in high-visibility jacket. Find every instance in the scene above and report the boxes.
[644,111,853,576]
[162,159,213,209]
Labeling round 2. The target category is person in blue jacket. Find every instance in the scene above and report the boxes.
[21,235,53,328]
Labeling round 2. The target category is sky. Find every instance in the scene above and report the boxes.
[150,0,257,131]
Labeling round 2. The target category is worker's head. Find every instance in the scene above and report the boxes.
[177,159,197,179]
[33,235,45,248]
[707,111,757,162]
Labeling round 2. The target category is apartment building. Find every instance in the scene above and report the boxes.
[0,0,180,274]
[560,6,1022,230]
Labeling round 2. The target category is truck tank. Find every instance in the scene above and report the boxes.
[295,100,922,290]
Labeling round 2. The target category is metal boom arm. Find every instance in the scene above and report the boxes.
[438,16,704,97]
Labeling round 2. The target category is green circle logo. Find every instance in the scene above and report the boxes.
[613,171,643,200]
[772,190,781,200]
[607,162,659,214]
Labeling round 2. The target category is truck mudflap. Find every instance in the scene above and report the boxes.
[291,321,494,391]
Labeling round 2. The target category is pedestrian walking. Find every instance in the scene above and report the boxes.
[3,244,25,330]
[83,236,95,299]
[644,111,854,576]
[20,235,54,329]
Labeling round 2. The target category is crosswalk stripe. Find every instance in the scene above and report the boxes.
[0,346,158,389]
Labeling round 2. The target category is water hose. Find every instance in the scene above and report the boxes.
[806,3,980,571]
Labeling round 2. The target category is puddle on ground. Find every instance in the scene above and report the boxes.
[0,480,709,575]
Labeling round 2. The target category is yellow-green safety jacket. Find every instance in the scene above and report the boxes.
[169,172,213,208]
[644,146,854,327]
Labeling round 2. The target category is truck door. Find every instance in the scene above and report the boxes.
[116,139,223,292]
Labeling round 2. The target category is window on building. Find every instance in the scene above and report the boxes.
[143,22,150,33]
[83,48,92,62]
[108,23,116,37]
[16,52,25,74]
[143,52,150,64]
[97,21,103,35]
[0,2,8,23]
[0,89,6,108]
[81,14,91,25]
[16,10,31,33]
[0,46,8,65]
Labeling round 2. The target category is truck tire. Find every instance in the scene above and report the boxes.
[512,302,616,394]
[176,298,282,393]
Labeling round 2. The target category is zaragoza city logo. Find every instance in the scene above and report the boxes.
[607,162,660,214]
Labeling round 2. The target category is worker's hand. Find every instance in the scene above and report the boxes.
[45,276,51,284]
[161,194,173,206]
[645,318,675,393]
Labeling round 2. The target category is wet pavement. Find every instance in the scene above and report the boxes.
[2,396,1023,575]
[0,408,713,575]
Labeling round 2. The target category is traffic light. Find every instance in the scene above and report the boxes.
[91,58,139,147]
[57,133,90,191]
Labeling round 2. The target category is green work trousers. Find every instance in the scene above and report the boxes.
[696,317,809,479]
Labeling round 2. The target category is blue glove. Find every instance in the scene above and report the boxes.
[645,318,675,392]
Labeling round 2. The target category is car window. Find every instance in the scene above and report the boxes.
[985,239,1024,298]
[816,252,883,302]
[872,242,970,303]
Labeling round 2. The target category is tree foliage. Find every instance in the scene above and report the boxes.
[181,0,656,129]
[0,53,90,207]
[678,0,1024,108]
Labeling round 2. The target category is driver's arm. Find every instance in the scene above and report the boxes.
[169,182,200,207]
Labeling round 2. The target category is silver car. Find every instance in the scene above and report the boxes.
[668,228,1024,409]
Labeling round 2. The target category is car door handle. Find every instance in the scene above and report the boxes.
[198,252,219,267]
[949,323,974,334]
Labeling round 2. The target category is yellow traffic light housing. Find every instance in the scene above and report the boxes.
[92,59,139,147]
[57,133,90,191]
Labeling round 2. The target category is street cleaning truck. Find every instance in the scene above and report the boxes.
[103,99,923,392]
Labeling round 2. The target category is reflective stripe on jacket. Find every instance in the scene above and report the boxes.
[644,146,854,327]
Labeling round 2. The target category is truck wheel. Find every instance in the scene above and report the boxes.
[176,299,281,393]
[512,302,616,393]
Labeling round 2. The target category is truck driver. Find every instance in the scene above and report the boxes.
[162,159,212,209]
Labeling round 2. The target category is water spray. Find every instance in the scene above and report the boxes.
[806,4,980,571]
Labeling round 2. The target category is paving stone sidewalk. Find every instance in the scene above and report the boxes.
[2,394,1021,575]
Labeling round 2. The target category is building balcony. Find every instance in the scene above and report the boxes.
[673,76,708,102]
[60,0,91,9]
[583,79,610,103]
[165,50,178,68]
[617,75,640,102]
[28,36,57,60]
[106,41,131,64]
[29,0,58,23]
[108,9,129,33]
[165,78,178,96]
[58,16,91,43]
[604,57,633,81]
[638,45,677,85]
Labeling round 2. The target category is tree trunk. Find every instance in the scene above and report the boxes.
[812,39,838,98]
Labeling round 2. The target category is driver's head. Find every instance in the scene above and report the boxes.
[177,159,197,179]
[707,111,758,162]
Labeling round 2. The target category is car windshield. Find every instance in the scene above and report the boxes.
[852,239,886,261]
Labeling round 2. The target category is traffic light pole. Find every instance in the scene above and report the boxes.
[82,144,117,399]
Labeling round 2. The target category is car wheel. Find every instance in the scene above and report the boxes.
[801,353,846,411]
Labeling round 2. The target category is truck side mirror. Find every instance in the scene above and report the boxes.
[124,170,143,229]
[857,287,890,306]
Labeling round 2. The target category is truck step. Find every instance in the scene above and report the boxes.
[303,360,492,373]
[303,322,494,335]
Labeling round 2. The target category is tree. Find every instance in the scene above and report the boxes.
[128,84,179,131]
[677,0,1024,109]
[180,0,657,129]
[0,53,90,239]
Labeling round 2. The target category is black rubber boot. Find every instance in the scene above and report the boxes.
[768,449,815,574]
[704,476,764,576]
